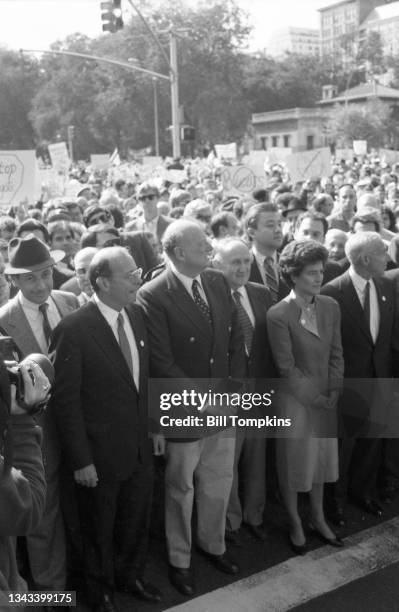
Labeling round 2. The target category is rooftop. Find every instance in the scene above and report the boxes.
[363,0,399,22]
[318,81,399,104]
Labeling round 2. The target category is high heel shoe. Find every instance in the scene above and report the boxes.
[288,535,308,555]
[308,523,344,548]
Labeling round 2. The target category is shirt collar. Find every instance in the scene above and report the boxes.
[252,245,276,266]
[169,260,203,292]
[93,293,124,326]
[19,292,51,312]
[231,286,246,299]
[349,267,372,292]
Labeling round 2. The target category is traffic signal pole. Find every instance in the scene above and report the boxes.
[169,30,181,159]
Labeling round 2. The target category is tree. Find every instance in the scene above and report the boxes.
[327,99,397,148]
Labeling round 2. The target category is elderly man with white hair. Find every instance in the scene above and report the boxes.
[183,199,213,234]
[322,232,399,526]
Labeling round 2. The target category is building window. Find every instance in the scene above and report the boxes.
[260,136,267,150]
[283,135,290,147]
[272,135,279,147]
[307,134,314,150]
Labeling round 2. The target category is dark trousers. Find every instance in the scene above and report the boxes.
[334,437,382,504]
[76,461,153,604]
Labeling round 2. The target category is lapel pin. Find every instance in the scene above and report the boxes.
[382,296,386,302]
[140,340,145,347]
[301,319,306,325]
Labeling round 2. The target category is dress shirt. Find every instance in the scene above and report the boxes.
[143,215,159,239]
[291,290,319,338]
[94,294,140,389]
[231,285,255,327]
[19,292,61,354]
[252,246,278,288]
[169,261,209,306]
[349,268,379,343]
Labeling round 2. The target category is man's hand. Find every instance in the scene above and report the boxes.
[10,362,50,415]
[74,464,98,487]
[152,433,166,456]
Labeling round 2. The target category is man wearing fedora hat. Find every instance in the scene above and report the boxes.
[0,234,79,596]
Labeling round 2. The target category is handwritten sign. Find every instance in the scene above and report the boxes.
[215,143,237,160]
[285,148,332,183]
[0,150,37,208]
[48,142,70,173]
[353,140,367,156]
[221,165,267,196]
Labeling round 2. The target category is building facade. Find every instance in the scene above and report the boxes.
[267,27,320,57]
[362,0,399,55]
[251,108,326,153]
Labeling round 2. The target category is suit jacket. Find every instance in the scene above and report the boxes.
[49,301,151,481]
[120,230,158,274]
[249,259,290,300]
[385,268,399,305]
[59,276,80,296]
[244,282,276,379]
[137,267,246,381]
[126,215,173,243]
[321,271,399,379]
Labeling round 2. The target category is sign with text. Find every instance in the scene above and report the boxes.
[0,150,37,208]
[48,142,70,173]
[221,165,267,196]
[353,140,367,156]
[215,143,237,160]
[285,148,332,183]
[380,149,399,166]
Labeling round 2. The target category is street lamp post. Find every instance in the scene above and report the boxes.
[153,77,160,156]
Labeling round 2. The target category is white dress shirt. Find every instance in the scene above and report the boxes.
[231,285,255,327]
[19,292,61,354]
[349,268,380,343]
[169,261,209,306]
[94,294,140,389]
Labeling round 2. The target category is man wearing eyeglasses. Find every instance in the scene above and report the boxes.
[126,182,173,248]
[51,247,162,611]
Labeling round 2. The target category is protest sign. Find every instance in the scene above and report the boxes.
[285,148,332,183]
[265,147,292,167]
[335,148,355,161]
[215,143,237,160]
[221,165,267,197]
[0,150,37,208]
[142,156,163,167]
[353,140,367,156]
[90,154,110,171]
[379,149,399,166]
[48,142,70,173]
[37,168,66,198]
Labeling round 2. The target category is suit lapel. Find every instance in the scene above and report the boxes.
[3,295,42,355]
[166,269,212,337]
[374,278,389,345]
[51,292,76,318]
[86,302,137,389]
[340,272,373,344]
[125,304,146,393]
[250,259,263,285]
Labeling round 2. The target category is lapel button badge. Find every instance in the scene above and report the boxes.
[190,337,195,342]
[301,319,306,325]
[382,296,386,302]
[140,340,145,347]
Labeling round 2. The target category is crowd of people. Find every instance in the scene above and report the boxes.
[1,151,399,612]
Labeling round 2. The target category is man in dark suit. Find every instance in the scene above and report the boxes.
[50,247,161,612]
[137,220,246,597]
[125,181,173,248]
[246,203,290,301]
[213,237,275,544]
[0,234,79,595]
[294,211,342,284]
[321,232,399,525]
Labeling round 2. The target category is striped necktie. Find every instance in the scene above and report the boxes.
[264,257,279,304]
[192,279,212,325]
[233,290,254,354]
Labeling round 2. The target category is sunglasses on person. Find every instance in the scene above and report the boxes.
[88,212,111,226]
[139,194,158,201]
[102,237,122,248]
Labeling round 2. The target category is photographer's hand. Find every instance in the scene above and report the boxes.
[10,362,50,415]
[74,464,98,487]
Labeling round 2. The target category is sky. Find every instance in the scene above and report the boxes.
[0,0,334,54]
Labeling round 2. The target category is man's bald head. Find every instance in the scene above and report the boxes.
[212,238,252,289]
[345,231,387,278]
[89,247,136,295]
[162,219,213,277]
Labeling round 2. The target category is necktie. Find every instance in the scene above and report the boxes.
[192,279,212,325]
[38,303,52,346]
[264,257,279,304]
[233,291,254,354]
[117,313,134,379]
[363,281,371,333]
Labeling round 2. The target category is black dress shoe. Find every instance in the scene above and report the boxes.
[289,535,308,556]
[123,578,162,603]
[361,498,383,517]
[225,528,244,547]
[328,504,347,528]
[308,525,344,548]
[168,566,196,597]
[245,523,268,541]
[198,550,240,574]
[94,594,118,612]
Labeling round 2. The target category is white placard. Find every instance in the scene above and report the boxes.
[285,148,332,183]
[379,149,399,165]
[48,142,70,173]
[353,140,367,156]
[90,154,110,170]
[221,165,267,196]
[0,150,37,208]
[215,143,237,160]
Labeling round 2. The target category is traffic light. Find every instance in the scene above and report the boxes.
[101,0,124,33]
[180,125,195,142]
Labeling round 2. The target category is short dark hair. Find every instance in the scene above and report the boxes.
[245,203,279,232]
[252,188,268,203]
[279,240,328,288]
[16,218,50,244]
[89,258,112,294]
[80,231,98,249]
[0,216,16,234]
[296,211,328,237]
[311,194,333,214]
[47,221,75,243]
[210,212,235,238]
